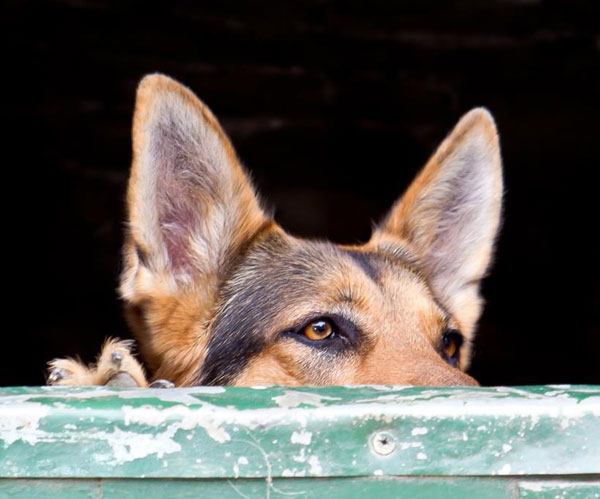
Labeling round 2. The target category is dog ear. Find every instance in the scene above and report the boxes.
[372,108,503,336]
[120,74,270,301]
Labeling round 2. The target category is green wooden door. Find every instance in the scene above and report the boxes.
[1,386,599,497]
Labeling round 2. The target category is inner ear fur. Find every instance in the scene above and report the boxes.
[121,74,270,300]
[371,108,503,346]
[119,74,271,378]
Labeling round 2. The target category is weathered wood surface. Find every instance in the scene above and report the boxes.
[1,386,598,497]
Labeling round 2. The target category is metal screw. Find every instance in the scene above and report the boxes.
[371,431,396,456]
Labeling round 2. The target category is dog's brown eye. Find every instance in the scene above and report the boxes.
[303,320,334,341]
[444,335,458,358]
[442,329,463,367]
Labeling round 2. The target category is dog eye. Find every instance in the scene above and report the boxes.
[442,329,463,367]
[303,319,335,341]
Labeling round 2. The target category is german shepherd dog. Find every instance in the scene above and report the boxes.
[47,74,503,388]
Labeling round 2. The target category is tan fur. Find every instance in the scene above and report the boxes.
[119,75,270,384]
[48,74,502,388]
[370,109,503,366]
[238,249,478,386]
[48,339,147,387]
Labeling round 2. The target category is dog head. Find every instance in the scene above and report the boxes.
[120,74,503,386]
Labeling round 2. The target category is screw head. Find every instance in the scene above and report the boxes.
[371,431,396,456]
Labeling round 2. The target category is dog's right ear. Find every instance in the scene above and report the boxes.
[370,108,503,362]
[120,74,270,302]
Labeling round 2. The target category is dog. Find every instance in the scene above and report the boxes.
[47,74,503,388]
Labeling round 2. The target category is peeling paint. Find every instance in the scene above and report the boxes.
[292,447,306,463]
[123,404,231,443]
[290,430,312,445]
[272,391,341,409]
[308,455,322,475]
[1,385,599,480]
[399,442,423,450]
[0,403,50,446]
[94,426,181,464]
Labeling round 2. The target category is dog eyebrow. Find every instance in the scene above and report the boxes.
[372,244,425,280]
[343,250,380,283]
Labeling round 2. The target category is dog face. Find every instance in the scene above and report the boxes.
[120,74,502,387]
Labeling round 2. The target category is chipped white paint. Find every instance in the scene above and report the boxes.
[268,389,600,420]
[29,386,226,405]
[308,455,322,475]
[0,403,50,446]
[272,391,341,409]
[292,447,306,463]
[373,469,383,475]
[93,426,181,464]
[519,482,544,492]
[281,468,306,477]
[519,480,600,495]
[399,441,423,450]
[290,430,312,445]
[122,404,231,443]
[1,386,599,479]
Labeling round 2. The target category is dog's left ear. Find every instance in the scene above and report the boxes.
[372,108,503,338]
[120,74,270,303]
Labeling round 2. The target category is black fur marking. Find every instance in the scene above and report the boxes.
[344,250,380,283]
[134,244,151,268]
[196,233,335,385]
[196,237,432,386]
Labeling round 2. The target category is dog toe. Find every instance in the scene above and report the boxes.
[46,358,94,385]
[48,367,66,384]
[95,338,148,387]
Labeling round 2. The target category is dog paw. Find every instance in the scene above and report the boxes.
[47,357,95,386]
[47,338,148,387]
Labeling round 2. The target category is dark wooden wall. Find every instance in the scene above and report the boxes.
[5,0,599,385]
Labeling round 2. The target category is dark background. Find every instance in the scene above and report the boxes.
[5,0,599,386]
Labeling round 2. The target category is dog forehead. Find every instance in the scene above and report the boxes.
[224,233,434,317]
[197,233,443,385]
[229,235,346,289]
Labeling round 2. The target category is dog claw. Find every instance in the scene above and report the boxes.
[149,379,175,389]
[110,351,123,367]
[48,368,66,384]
